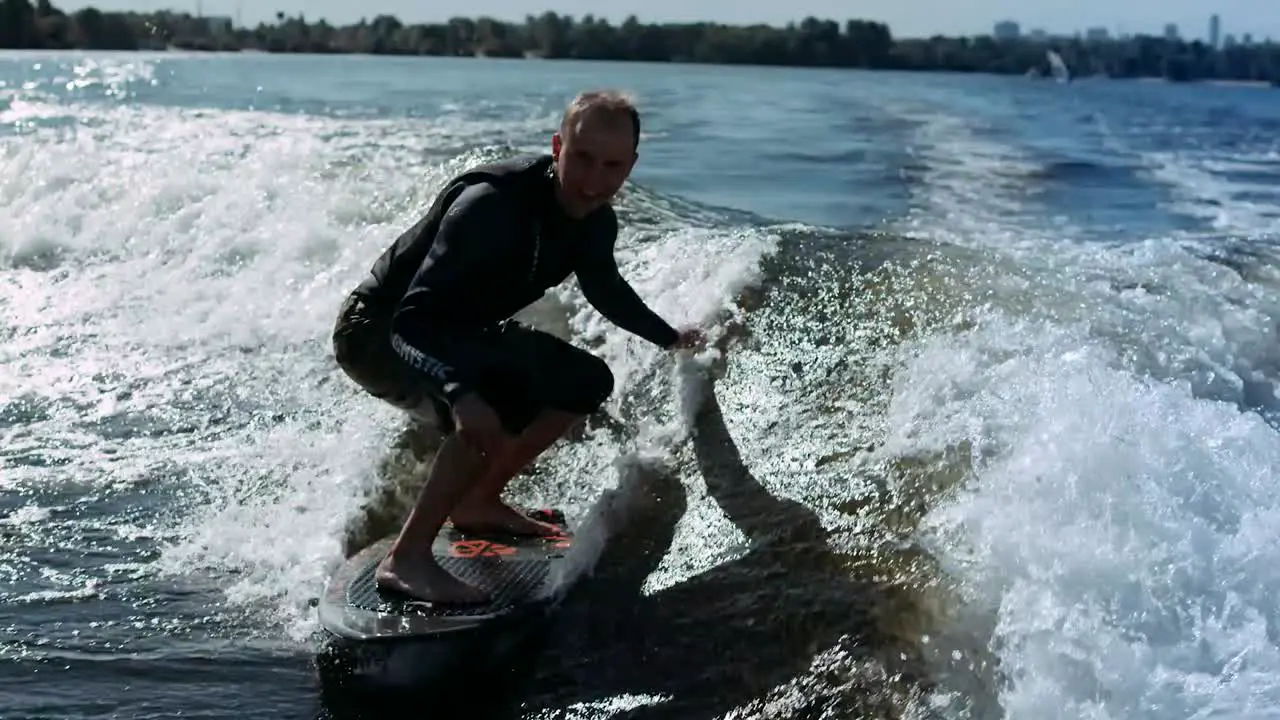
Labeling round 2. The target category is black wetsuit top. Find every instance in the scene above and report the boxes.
[351,153,679,400]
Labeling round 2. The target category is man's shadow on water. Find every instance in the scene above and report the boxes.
[515,372,936,720]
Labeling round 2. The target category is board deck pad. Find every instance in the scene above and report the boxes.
[342,508,574,621]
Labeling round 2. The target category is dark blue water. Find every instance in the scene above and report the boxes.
[3,51,1280,719]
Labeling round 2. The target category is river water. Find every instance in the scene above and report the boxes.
[3,51,1280,719]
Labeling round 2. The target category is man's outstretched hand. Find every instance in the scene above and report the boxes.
[669,326,707,351]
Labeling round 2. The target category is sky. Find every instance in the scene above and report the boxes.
[48,0,1280,42]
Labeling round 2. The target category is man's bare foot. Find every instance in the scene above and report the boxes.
[375,552,489,604]
[449,501,561,536]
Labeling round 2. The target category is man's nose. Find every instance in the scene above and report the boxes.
[586,164,609,189]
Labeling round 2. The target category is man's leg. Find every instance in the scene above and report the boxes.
[449,324,614,535]
[449,408,583,535]
[375,430,492,604]
[373,329,503,604]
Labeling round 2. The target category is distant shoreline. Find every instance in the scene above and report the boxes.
[2,1,1277,86]
[3,48,1276,91]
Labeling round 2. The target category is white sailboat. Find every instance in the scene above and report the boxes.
[1046,49,1071,83]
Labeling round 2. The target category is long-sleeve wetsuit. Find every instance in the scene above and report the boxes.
[351,153,678,405]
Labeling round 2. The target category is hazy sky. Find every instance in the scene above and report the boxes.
[51,0,1280,41]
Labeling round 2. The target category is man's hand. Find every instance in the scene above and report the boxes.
[451,393,508,456]
[669,326,707,351]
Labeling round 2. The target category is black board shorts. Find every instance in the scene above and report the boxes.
[332,292,614,435]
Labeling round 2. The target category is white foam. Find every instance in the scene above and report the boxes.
[857,92,1280,719]
[1,79,777,641]
[881,103,1072,251]
[0,97,557,637]
[1144,150,1280,237]
[878,307,1280,718]
[560,224,779,414]
[17,55,1279,719]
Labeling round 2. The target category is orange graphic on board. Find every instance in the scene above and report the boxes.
[448,540,518,558]
[445,532,573,557]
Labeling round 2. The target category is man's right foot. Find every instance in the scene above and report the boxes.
[449,500,562,537]
[375,553,490,605]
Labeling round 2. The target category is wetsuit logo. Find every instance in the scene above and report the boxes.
[390,332,455,383]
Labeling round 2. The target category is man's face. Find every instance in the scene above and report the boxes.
[551,112,638,218]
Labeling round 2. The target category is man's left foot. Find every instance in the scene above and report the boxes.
[449,501,561,536]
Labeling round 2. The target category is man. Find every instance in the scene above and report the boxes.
[332,90,704,604]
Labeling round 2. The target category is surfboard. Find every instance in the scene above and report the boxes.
[319,507,574,639]
[315,508,577,693]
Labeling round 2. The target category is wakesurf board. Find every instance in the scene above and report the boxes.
[315,508,576,692]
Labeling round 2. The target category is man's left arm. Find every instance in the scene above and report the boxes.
[576,210,681,349]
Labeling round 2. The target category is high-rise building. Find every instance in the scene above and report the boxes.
[1209,14,1220,47]
[994,21,1020,40]
[1164,23,1179,41]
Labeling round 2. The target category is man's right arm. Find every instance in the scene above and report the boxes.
[389,182,520,403]
[396,183,519,304]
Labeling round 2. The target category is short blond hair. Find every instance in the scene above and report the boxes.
[560,89,641,149]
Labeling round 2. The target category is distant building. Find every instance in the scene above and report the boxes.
[1209,14,1220,47]
[1085,27,1109,41]
[993,21,1020,40]
[1224,33,1236,48]
[1164,23,1179,41]
[1029,29,1048,42]
[205,16,233,35]
[1242,33,1253,45]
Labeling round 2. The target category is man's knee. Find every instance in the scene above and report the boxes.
[562,352,614,414]
[404,393,455,435]
[503,325,614,418]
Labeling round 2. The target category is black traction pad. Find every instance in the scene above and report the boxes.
[343,508,573,619]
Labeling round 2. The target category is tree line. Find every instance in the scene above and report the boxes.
[2,0,1279,84]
